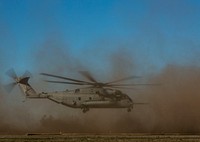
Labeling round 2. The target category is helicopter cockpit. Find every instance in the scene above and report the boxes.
[103,88,127,99]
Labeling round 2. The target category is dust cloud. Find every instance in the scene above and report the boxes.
[1,35,200,134]
[31,64,200,133]
[1,0,200,135]
[146,65,200,133]
[1,43,200,134]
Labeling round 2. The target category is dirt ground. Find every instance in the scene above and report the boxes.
[1,134,200,142]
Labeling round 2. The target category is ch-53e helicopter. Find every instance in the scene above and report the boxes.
[5,69,156,113]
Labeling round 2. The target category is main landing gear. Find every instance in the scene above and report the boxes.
[81,106,89,113]
[127,108,131,112]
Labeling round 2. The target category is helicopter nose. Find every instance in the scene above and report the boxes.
[125,98,133,106]
[129,100,133,105]
[127,97,133,103]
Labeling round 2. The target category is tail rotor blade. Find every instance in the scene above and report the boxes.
[5,69,32,94]
[6,68,17,79]
[4,82,17,93]
[22,70,32,78]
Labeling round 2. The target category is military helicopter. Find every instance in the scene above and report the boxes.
[5,69,155,113]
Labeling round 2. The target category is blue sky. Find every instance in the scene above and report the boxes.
[0,0,200,78]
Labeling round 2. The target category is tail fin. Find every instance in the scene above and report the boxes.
[17,77,38,98]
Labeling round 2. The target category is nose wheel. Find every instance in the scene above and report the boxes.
[127,108,131,112]
[127,105,133,112]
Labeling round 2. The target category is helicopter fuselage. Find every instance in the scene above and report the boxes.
[8,70,139,113]
[34,88,133,113]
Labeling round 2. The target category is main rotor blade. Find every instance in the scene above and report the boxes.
[105,86,139,90]
[106,83,160,87]
[134,103,149,105]
[40,73,92,84]
[44,80,91,85]
[79,71,97,83]
[4,82,17,93]
[6,68,17,79]
[105,76,142,85]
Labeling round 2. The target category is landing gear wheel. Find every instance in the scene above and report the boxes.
[127,108,131,112]
[83,109,87,113]
[82,107,89,113]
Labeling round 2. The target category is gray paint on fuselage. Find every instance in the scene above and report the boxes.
[46,90,133,109]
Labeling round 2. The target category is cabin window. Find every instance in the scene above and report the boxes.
[78,97,81,100]
[89,97,92,100]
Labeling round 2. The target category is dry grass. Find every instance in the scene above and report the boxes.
[1,134,200,142]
